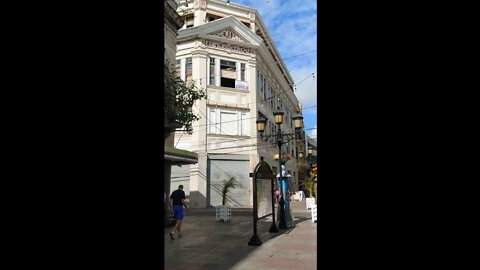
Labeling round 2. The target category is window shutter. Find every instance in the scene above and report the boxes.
[221,68,236,79]
[241,113,247,136]
[220,112,237,135]
[209,108,216,133]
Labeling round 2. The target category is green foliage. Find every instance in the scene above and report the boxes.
[220,177,241,206]
[301,171,317,200]
[164,61,206,134]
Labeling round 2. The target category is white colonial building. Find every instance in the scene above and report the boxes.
[171,0,305,208]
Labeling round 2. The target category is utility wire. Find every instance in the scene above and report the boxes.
[190,98,314,141]
[181,125,317,148]
[294,71,317,88]
[175,125,317,150]
[174,127,315,152]
[174,59,316,92]
[180,80,295,109]
[174,130,184,148]
[281,50,316,61]
[187,104,317,129]
[193,103,249,142]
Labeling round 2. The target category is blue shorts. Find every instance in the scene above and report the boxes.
[173,205,184,221]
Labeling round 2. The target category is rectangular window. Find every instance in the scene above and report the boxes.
[186,16,194,28]
[263,80,267,100]
[289,111,292,128]
[259,74,264,99]
[270,88,274,107]
[175,60,181,78]
[240,63,246,81]
[220,112,237,135]
[220,60,236,88]
[209,58,215,85]
[285,110,289,127]
[207,14,222,22]
[257,71,261,97]
[185,57,192,81]
[209,108,216,134]
[241,112,247,136]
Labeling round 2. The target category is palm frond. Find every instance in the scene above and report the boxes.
[221,177,241,205]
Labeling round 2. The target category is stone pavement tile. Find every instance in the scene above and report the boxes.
[270,242,316,251]
[229,223,317,270]
[165,207,317,270]
[231,255,317,270]
[255,257,316,270]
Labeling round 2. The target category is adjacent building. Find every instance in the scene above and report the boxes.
[164,0,199,225]
[171,0,304,208]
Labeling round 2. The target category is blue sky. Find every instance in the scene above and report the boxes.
[233,0,317,139]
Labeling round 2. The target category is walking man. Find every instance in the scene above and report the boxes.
[169,185,188,239]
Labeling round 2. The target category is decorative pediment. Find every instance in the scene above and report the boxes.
[208,28,248,43]
[178,16,263,47]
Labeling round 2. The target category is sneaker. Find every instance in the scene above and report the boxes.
[169,232,175,240]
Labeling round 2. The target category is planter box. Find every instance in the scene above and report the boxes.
[215,205,232,222]
[306,198,315,210]
[311,204,317,223]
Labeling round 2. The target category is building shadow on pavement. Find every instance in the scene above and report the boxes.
[164,207,312,270]
[283,215,312,234]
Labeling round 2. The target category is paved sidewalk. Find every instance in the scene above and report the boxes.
[164,199,317,270]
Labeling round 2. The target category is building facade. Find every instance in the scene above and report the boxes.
[171,0,304,208]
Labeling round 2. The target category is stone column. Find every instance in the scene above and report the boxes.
[194,0,207,27]
[189,48,209,208]
[236,61,241,81]
[247,55,257,207]
[215,58,221,87]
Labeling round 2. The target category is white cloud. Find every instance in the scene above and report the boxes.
[289,67,317,109]
[310,124,317,138]
[234,0,317,129]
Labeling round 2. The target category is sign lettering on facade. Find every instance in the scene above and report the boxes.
[203,39,253,54]
[235,80,249,90]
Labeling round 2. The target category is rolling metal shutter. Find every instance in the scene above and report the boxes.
[208,155,250,207]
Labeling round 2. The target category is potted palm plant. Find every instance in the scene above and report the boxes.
[301,170,317,209]
[216,177,241,222]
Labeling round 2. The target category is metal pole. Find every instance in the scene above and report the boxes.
[248,170,262,246]
[269,169,278,233]
[278,194,286,229]
[277,126,287,229]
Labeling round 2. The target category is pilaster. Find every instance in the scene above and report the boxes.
[215,58,221,87]
[189,49,209,208]
[247,56,258,207]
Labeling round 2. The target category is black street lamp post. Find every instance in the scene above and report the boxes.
[274,152,290,229]
[256,107,304,230]
[307,147,313,168]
